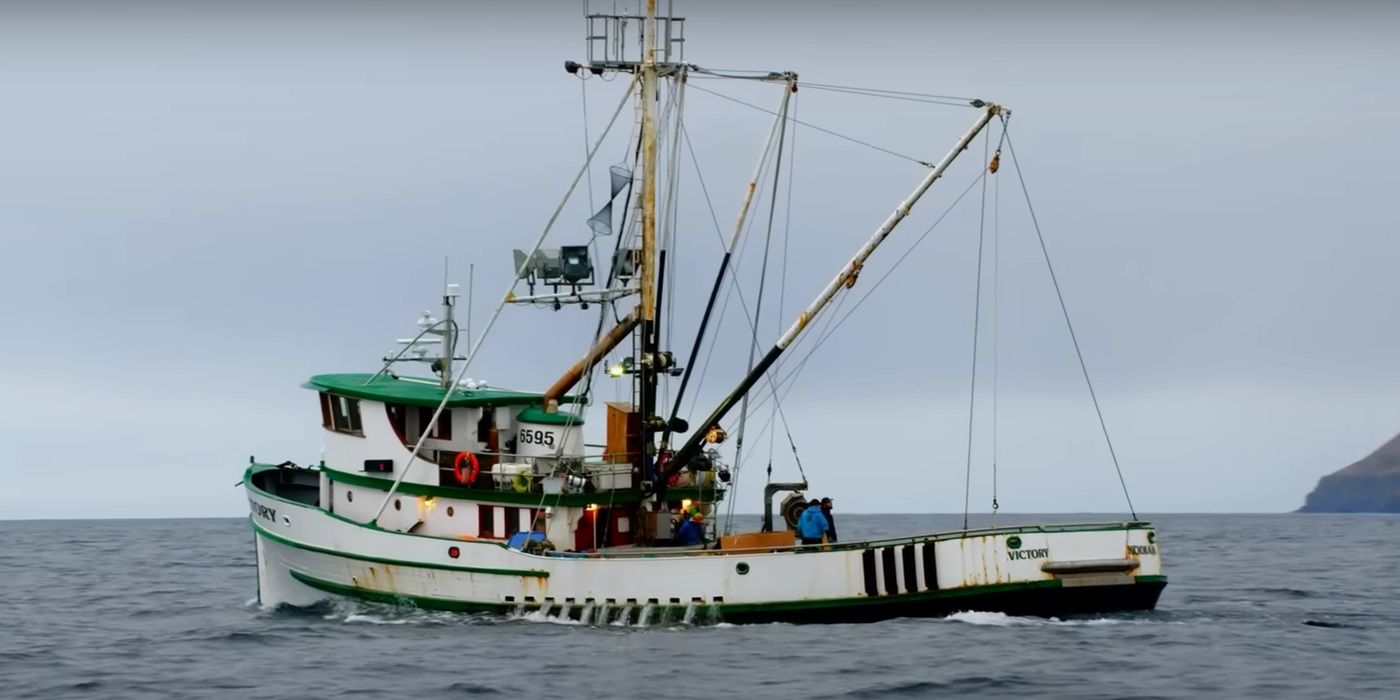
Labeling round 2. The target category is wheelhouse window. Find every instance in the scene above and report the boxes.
[320,392,363,435]
[417,406,452,440]
[478,505,497,538]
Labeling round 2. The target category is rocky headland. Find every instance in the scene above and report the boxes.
[1298,431,1400,512]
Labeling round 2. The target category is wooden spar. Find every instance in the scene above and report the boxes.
[638,0,661,484]
[542,309,641,407]
[658,104,1004,483]
[640,0,658,325]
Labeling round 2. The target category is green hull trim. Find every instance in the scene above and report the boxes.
[289,569,511,614]
[284,565,1166,625]
[253,519,549,579]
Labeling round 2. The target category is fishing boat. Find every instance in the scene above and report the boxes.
[244,1,1165,625]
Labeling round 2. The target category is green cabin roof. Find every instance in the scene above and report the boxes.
[304,373,579,409]
[516,405,584,426]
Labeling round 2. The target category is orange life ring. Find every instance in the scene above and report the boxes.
[453,451,480,486]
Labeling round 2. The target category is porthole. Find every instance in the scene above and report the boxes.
[736,562,750,575]
[394,499,402,511]
[446,506,455,517]
[346,490,353,502]
[1007,535,1023,550]
[1147,531,1156,544]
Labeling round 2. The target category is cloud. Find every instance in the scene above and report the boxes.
[2,0,1397,517]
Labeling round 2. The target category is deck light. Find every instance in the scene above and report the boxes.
[607,363,625,377]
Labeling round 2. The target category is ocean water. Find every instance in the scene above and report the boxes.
[2,513,1397,699]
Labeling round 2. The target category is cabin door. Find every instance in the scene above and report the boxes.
[574,510,597,551]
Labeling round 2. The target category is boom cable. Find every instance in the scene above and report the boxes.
[766,93,799,483]
[961,131,991,530]
[739,170,988,421]
[730,96,788,514]
[1003,127,1138,519]
[688,83,934,167]
[991,130,1002,523]
[799,82,977,108]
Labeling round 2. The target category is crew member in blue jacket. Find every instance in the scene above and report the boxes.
[675,512,705,546]
[797,499,829,545]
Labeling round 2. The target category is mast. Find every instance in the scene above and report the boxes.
[658,103,1005,485]
[637,0,661,480]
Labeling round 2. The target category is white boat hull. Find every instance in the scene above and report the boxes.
[247,465,1166,624]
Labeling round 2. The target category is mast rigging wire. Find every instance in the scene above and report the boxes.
[370,76,640,522]
[798,83,976,108]
[662,84,790,444]
[675,124,777,420]
[799,81,977,104]
[687,83,934,167]
[672,119,810,514]
[690,68,978,105]
[731,91,789,505]
[1003,127,1138,519]
[738,170,989,422]
[991,133,1001,522]
[580,75,596,208]
[765,93,799,484]
[675,124,808,493]
[961,130,992,531]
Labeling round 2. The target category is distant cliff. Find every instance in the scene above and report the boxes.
[1298,431,1400,512]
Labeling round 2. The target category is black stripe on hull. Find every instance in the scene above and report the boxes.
[901,545,918,592]
[922,541,938,590]
[881,548,899,596]
[719,579,1167,626]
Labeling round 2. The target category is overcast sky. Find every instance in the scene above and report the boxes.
[2,0,1397,519]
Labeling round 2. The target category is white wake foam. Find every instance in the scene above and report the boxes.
[942,611,1133,627]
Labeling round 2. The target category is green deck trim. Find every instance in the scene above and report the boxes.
[516,406,584,426]
[304,373,581,409]
[321,465,724,508]
[244,463,532,553]
[246,462,1152,562]
[289,570,511,613]
[253,519,549,578]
